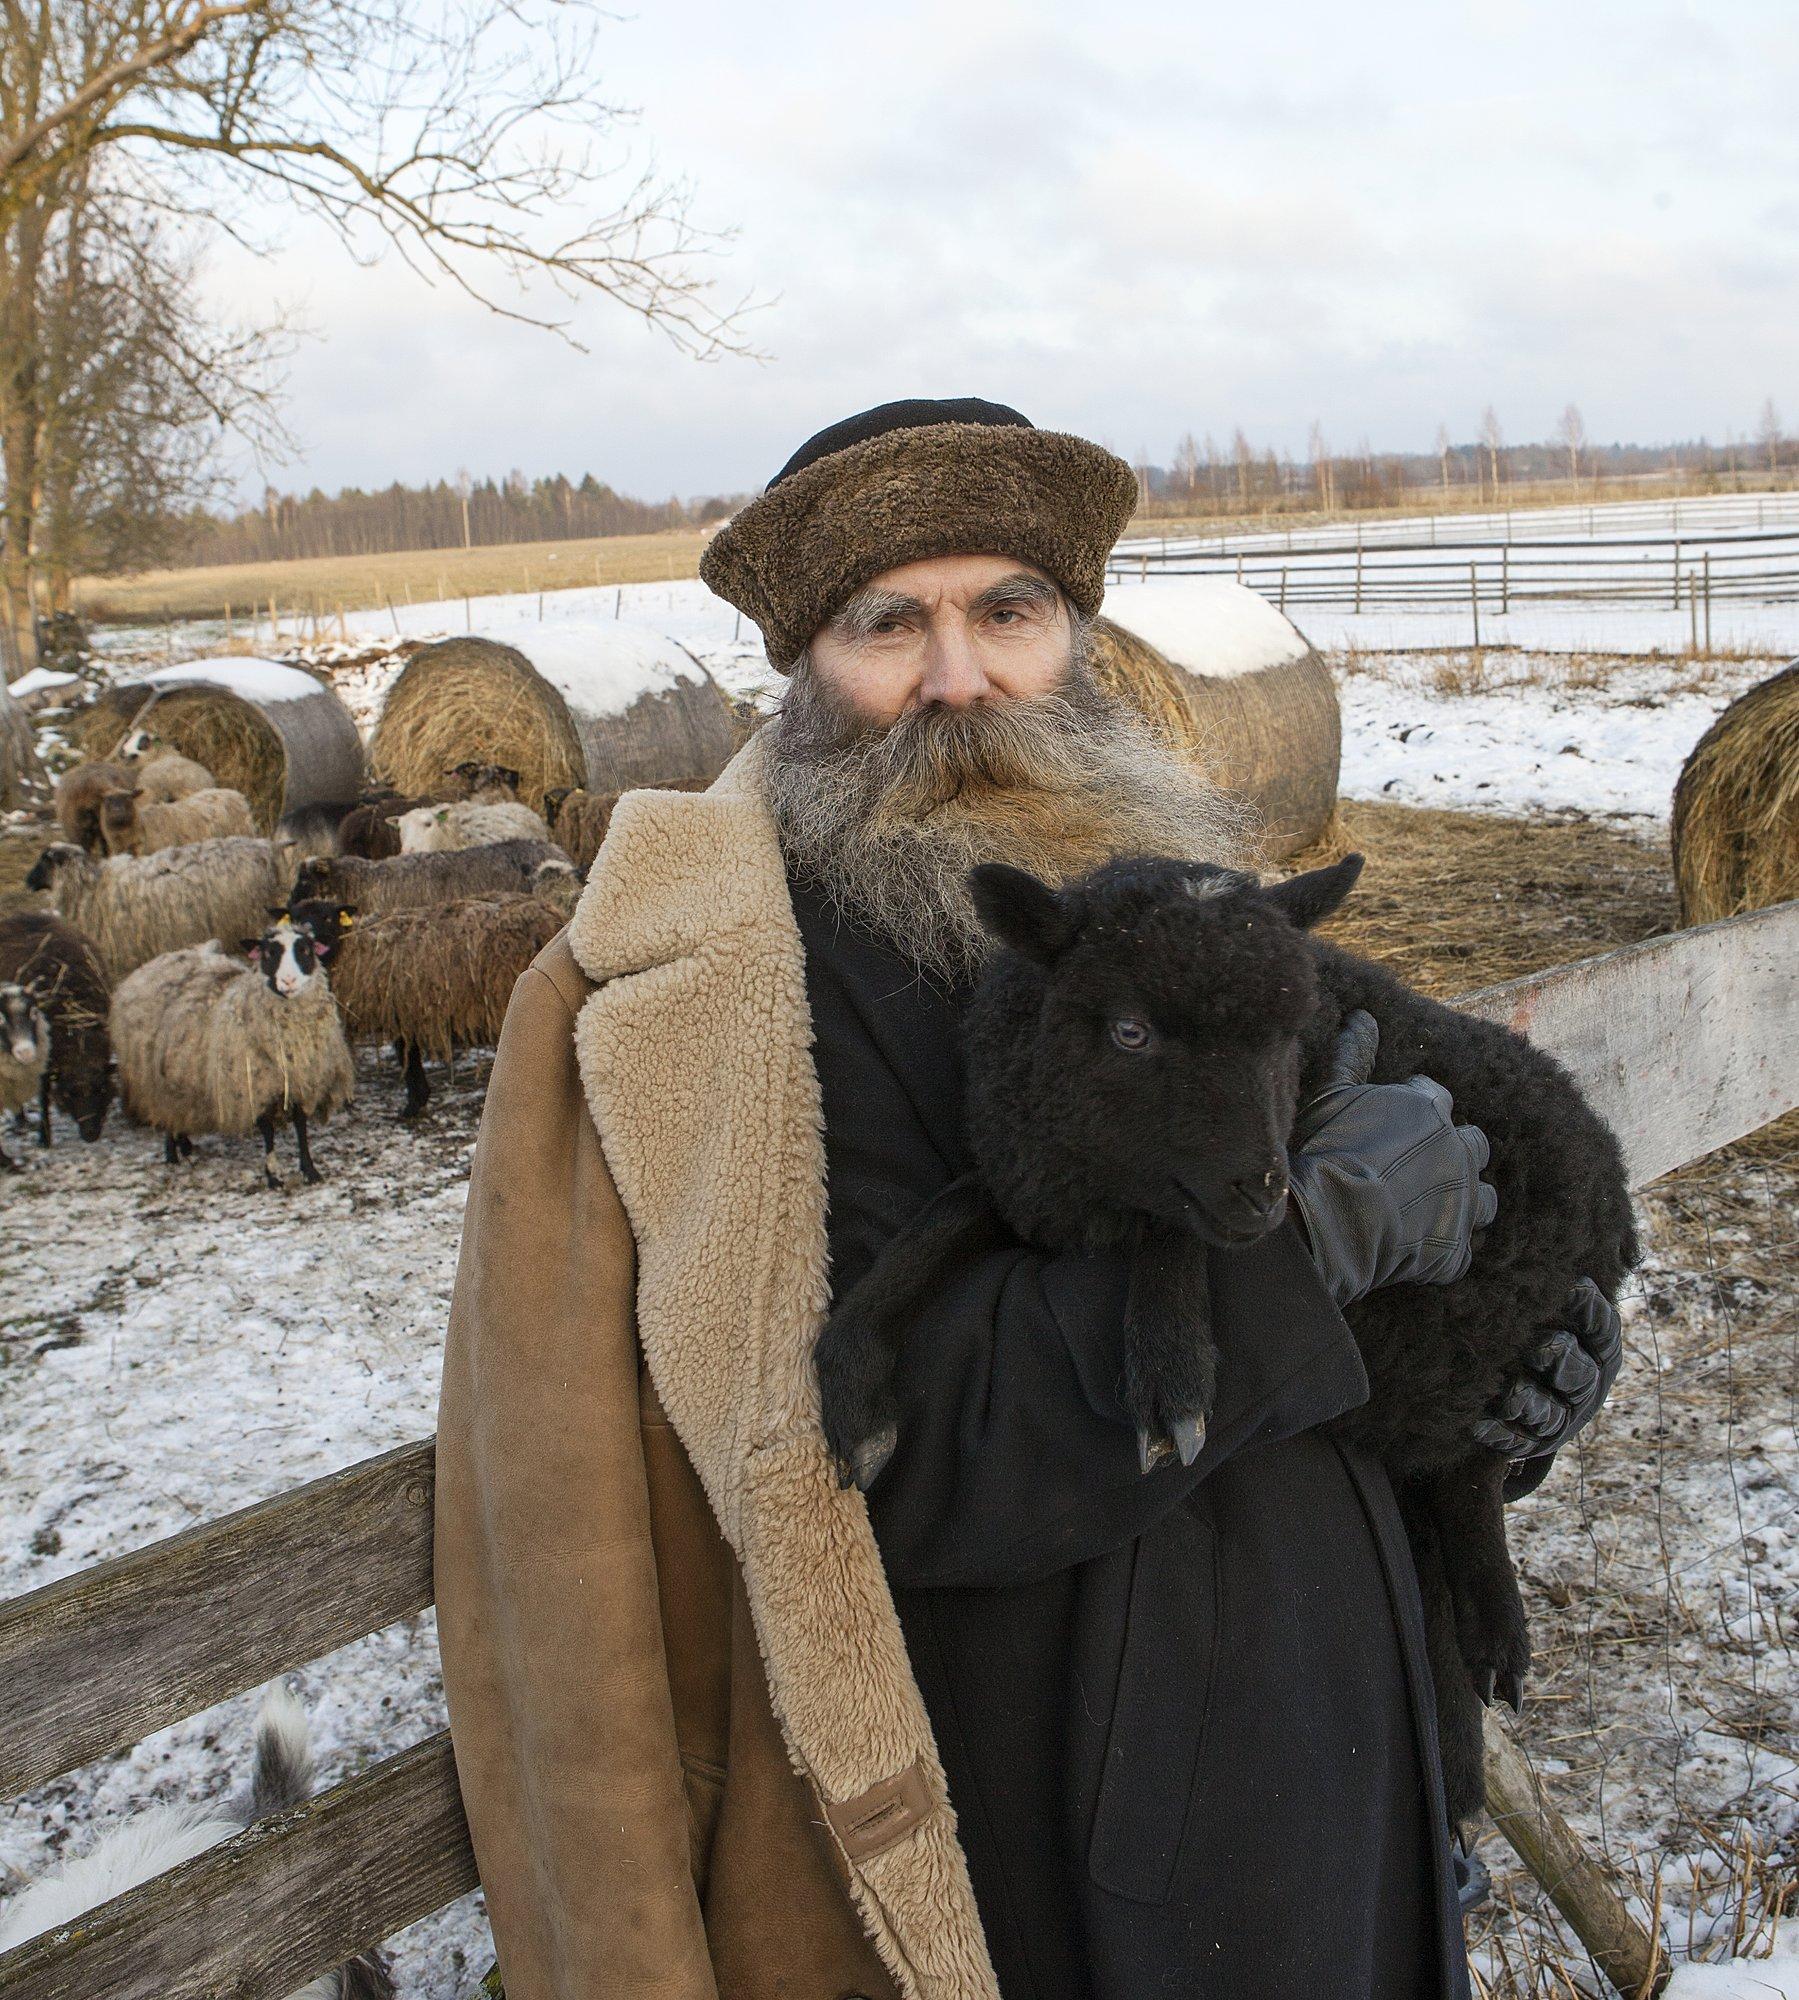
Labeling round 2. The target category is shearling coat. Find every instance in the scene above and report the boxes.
[435,734,1464,1999]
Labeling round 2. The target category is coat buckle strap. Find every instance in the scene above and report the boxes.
[825,1758,938,1861]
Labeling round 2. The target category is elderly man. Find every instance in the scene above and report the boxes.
[436,399,1619,2000]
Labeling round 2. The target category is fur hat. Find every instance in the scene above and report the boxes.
[699,397,1139,671]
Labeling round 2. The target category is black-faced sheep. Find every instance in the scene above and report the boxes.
[0,983,50,1170]
[109,917,354,1184]
[0,1684,394,1998]
[25,837,297,981]
[98,783,257,856]
[815,852,1638,1832]
[290,886,570,1117]
[291,838,571,916]
[0,913,113,1144]
[392,798,552,852]
[53,759,132,851]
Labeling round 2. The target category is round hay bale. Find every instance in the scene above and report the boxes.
[369,627,739,814]
[1671,660,1799,927]
[69,660,362,834]
[1093,580,1340,859]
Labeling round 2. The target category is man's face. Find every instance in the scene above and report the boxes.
[805,553,1074,726]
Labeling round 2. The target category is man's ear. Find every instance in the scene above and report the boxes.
[1264,853,1364,931]
[968,862,1083,963]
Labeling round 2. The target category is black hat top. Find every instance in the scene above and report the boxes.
[767,397,1034,490]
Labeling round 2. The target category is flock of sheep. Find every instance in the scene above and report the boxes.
[1,734,655,1184]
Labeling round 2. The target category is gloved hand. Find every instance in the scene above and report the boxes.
[1474,1278,1624,1499]
[1287,1009,1497,1310]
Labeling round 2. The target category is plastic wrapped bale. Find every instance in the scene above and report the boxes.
[69,660,363,835]
[368,625,740,815]
[1093,579,1341,859]
[1672,659,1799,926]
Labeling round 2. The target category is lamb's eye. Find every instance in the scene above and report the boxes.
[1109,1016,1154,1053]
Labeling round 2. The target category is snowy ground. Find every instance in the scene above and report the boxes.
[6,613,1797,1993]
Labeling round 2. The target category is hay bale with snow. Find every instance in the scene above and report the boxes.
[1095,580,1341,859]
[1671,660,1799,927]
[70,660,363,835]
[368,626,739,815]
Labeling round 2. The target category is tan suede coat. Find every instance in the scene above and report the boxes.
[435,735,1002,2000]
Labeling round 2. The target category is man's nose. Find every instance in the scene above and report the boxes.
[915,622,991,708]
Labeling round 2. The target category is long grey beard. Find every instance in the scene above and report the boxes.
[762,646,1255,985]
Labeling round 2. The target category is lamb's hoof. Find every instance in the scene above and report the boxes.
[301,1165,323,1187]
[842,1425,897,1493]
[1138,1414,1206,1474]
[399,1102,426,1123]
[1496,1668,1526,1715]
[1475,1665,1496,1707]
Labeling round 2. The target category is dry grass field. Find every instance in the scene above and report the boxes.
[71,527,713,624]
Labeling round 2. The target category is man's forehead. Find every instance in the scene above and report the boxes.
[853,552,1057,607]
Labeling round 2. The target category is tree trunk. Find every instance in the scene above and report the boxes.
[0,207,47,679]
[0,669,48,807]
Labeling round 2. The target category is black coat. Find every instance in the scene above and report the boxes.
[791,874,1472,2000]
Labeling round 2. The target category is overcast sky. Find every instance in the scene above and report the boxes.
[207,0,1798,501]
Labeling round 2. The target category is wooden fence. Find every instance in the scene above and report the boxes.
[1,898,1796,2000]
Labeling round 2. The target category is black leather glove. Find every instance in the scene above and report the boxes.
[1474,1278,1624,1499]
[1287,1010,1498,1310]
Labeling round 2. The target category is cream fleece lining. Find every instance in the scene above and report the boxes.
[567,733,1001,2000]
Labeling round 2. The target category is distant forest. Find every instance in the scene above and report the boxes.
[177,470,749,568]
[168,409,1795,570]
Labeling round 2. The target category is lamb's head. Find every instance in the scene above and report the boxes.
[0,984,48,1070]
[24,843,84,895]
[967,851,1365,1249]
[117,727,165,763]
[240,916,332,999]
[289,856,341,904]
[98,788,143,852]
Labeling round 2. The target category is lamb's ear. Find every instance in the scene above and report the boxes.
[1264,853,1365,931]
[968,862,1083,963]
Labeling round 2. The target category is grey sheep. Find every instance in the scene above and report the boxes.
[0,983,50,1171]
[26,837,297,981]
[98,784,257,856]
[110,918,354,1186]
[291,838,571,916]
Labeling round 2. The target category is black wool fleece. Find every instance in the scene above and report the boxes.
[790,868,1473,2000]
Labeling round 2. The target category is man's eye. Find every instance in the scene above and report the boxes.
[1110,1016,1154,1053]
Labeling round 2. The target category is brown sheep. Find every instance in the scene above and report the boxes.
[54,761,132,852]
[99,786,257,856]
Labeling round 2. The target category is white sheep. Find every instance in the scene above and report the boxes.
[0,1684,394,1998]
[133,748,215,802]
[393,798,552,853]
[0,982,50,1171]
[109,918,353,1185]
[25,838,296,981]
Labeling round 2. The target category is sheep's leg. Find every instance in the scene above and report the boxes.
[1430,1450,1530,1714]
[1123,1220,1216,1472]
[399,1041,430,1121]
[815,1175,1006,1492]
[163,1131,185,1167]
[292,1105,322,1185]
[1395,1480,1489,1836]
[177,1134,194,1158]
[256,1112,281,1189]
[0,1139,16,1173]
[38,1068,52,1146]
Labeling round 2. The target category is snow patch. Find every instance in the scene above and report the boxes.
[143,658,324,705]
[483,621,707,720]
[1664,1949,1799,1997]
[1099,577,1312,678]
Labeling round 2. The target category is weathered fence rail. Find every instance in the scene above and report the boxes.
[2,898,1796,1999]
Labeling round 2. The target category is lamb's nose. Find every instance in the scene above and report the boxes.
[1232,1166,1290,1219]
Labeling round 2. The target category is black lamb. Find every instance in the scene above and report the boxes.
[814,851,1639,1829]
[0,911,113,1144]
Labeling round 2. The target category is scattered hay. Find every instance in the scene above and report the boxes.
[1671,661,1799,926]
[70,687,287,832]
[1289,799,1677,998]
[0,819,54,919]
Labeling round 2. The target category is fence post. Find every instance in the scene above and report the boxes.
[1703,550,1712,652]
[1354,545,1363,614]
[1470,564,1480,651]
[1671,539,1681,610]
[1688,570,1698,653]
[1279,567,1288,613]
[1501,545,1509,616]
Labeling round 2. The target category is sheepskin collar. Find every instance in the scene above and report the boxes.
[566,731,1000,2000]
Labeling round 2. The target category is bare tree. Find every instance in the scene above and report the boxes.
[1435,423,1452,493]
[1,0,751,673]
[1307,420,1331,510]
[1555,403,1587,487]
[1171,431,1200,502]
[1756,398,1784,481]
[1232,428,1254,506]
[1480,406,1504,499]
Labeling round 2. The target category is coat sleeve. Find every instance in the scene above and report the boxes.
[435,959,719,2000]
